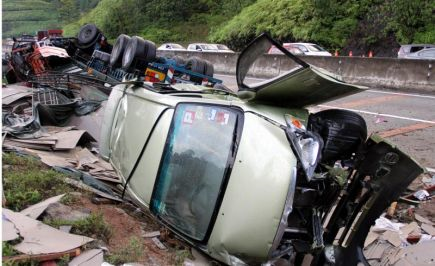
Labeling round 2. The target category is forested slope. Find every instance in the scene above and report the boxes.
[210,0,435,56]
[4,0,434,57]
[2,0,99,38]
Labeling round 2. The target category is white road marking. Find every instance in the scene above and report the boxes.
[367,89,435,100]
[318,105,435,124]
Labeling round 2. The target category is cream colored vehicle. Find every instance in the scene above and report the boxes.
[99,34,423,265]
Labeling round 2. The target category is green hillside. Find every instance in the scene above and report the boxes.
[63,0,255,44]
[2,0,100,38]
[210,0,435,56]
[2,0,60,37]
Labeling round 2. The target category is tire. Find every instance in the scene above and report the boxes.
[186,57,206,75]
[204,61,214,77]
[122,36,156,71]
[77,24,99,46]
[110,34,131,67]
[308,109,367,164]
[172,55,186,66]
[143,40,156,62]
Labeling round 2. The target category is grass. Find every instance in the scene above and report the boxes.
[174,249,194,266]
[105,237,144,265]
[2,242,18,257]
[44,212,113,242]
[2,152,73,211]
[2,0,61,38]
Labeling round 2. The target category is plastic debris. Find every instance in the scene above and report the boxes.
[413,189,430,201]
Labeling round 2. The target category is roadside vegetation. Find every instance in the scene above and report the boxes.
[4,0,433,56]
[62,0,434,57]
[2,152,73,211]
[105,237,143,265]
[2,152,191,264]
[2,0,99,38]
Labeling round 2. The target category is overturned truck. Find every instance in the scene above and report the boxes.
[5,24,222,88]
[98,33,424,265]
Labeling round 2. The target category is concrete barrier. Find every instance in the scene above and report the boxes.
[158,51,435,93]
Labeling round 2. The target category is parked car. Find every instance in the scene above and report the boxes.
[187,43,234,52]
[398,44,435,58]
[187,43,219,52]
[269,43,331,56]
[288,43,332,56]
[213,44,235,53]
[157,43,186,51]
[99,33,423,265]
[268,44,304,55]
[400,47,435,60]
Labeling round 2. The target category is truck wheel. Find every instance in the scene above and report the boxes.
[172,55,186,66]
[78,24,99,46]
[204,61,214,77]
[110,34,131,67]
[122,36,156,71]
[186,57,206,75]
[144,40,156,62]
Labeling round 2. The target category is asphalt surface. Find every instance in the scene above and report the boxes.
[216,73,435,171]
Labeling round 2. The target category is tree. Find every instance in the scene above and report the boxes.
[59,0,79,22]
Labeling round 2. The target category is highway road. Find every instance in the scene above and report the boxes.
[216,74,435,172]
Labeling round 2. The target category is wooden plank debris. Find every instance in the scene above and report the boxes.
[3,248,81,264]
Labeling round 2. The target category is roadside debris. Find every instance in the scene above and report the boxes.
[44,202,91,222]
[68,248,105,266]
[3,209,93,255]
[363,174,435,266]
[20,194,65,219]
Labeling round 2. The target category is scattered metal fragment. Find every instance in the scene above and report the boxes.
[142,231,161,238]
[151,237,167,250]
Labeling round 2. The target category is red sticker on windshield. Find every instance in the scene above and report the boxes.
[183,111,195,124]
[216,112,229,125]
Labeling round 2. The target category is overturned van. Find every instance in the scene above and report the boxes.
[99,34,424,265]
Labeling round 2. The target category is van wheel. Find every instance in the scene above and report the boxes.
[110,34,131,67]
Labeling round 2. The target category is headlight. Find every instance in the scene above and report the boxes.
[284,114,323,180]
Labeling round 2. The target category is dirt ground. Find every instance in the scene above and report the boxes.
[70,196,191,265]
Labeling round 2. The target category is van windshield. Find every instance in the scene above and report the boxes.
[151,103,241,241]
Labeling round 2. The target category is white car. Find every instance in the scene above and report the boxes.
[285,43,332,56]
[157,43,186,51]
[214,44,235,53]
[187,43,234,53]
[187,43,219,52]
